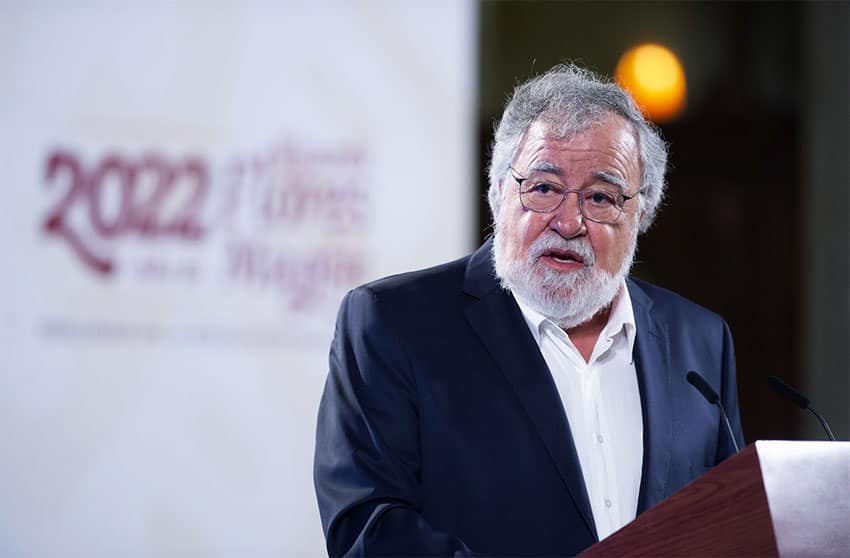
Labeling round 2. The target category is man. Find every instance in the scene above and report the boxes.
[314,64,744,557]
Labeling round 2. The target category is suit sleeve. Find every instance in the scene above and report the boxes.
[313,287,475,557]
[716,319,745,462]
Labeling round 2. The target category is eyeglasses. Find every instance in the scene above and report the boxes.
[510,166,641,224]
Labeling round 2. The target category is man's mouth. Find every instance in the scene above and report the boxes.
[541,249,585,265]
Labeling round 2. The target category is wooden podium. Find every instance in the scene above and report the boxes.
[581,441,849,557]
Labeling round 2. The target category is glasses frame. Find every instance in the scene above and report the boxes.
[509,166,641,225]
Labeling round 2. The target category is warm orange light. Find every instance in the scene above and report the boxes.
[615,44,686,123]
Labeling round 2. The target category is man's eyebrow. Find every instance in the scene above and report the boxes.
[527,162,564,176]
[592,170,628,191]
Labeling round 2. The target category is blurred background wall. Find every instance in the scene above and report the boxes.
[1,1,847,556]
[0,1,476,555]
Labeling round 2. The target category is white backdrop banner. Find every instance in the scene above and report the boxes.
[0,2,476,555]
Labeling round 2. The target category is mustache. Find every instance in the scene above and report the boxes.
[528,233,596,265]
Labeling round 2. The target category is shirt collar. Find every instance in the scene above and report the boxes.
[514,279,637,355]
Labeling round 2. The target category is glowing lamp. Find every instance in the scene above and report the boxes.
[615,44,686,123]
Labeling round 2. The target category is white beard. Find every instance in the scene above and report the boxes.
[493,228,637,330]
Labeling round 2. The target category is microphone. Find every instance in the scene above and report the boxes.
[767,375,836,441]
[686,370,740,453]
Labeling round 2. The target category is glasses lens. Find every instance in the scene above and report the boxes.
[519,179,565,212]
[580,189,622,223]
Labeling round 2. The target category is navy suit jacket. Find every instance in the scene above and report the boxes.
[314,240,744,557]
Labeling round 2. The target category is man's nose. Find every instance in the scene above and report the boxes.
[550,192,586,238]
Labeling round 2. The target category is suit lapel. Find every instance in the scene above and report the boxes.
[463,241,598,541]
[628,279,673,513]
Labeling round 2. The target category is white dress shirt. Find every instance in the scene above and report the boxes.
[515,282,644,540]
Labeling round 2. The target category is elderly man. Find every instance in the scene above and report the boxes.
[314,64,743,557]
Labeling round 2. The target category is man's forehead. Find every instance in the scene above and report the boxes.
[515,115,640,190]
[529,112,635,142]
[522,113,638,154]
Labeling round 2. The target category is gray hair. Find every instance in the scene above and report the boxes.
[487,63,669,233]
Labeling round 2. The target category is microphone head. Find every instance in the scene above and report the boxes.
[767,375,810,409]
[687,370,720,405]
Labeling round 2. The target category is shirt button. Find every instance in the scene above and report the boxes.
[604,499,612,508]
[596,434,604,444]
